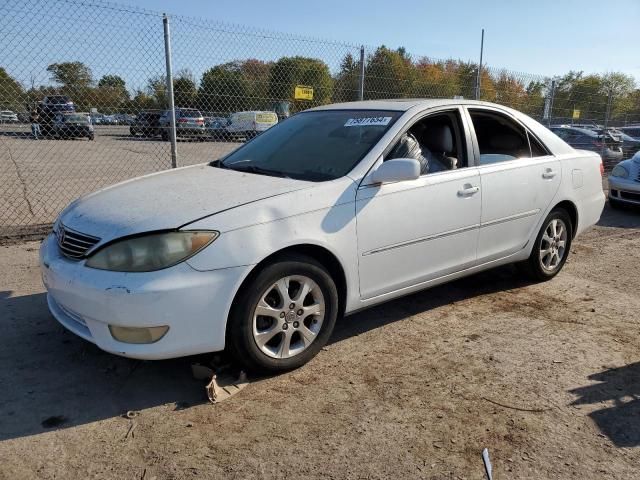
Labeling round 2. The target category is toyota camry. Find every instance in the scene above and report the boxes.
[40,99,605,372]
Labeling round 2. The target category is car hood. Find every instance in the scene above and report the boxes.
[59,164,313,242]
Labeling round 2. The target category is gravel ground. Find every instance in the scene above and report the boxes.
[0,204,639,479]
[0,125,241,235]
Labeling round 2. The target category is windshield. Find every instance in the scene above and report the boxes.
[217,109,401,181]
[64,114,89,124]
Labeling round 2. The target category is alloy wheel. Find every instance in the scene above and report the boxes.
[252,275,325,359]
[539,218,568,272]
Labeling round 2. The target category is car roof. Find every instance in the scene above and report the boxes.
[309,98,512,112]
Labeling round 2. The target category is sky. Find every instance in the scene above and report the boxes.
[116,0,640,81]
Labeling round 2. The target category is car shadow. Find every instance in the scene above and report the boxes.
[0,291,207,442]
[569,363,640,447]
[598,203,640,227]
[330,264,532,344]
[0,265,533,442]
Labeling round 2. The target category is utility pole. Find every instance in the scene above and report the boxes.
[475,29,484,100]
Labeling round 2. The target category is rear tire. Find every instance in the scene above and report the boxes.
[227,255,338,373]
[520,208,573,282]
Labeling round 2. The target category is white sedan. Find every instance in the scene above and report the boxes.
[40,99,605,372]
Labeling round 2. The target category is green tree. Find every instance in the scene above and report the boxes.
[199,62,250,114]
[173,69,198,109]
[334,53,361,102]
[268,56,333,111]
[46,62,93,89]
[94,74,129,112]
[0,67,24,111]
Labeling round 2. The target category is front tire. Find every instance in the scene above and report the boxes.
[227,255,338,373]
[520,209,573,281]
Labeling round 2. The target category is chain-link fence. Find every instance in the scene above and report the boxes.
[1,0,639,238]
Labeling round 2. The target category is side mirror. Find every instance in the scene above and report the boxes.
[370,158,421,184]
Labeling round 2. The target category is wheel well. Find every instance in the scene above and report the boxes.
[553,200,578,238]
[233,244,348,317]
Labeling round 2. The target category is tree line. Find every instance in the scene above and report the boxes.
[1,46,639,123]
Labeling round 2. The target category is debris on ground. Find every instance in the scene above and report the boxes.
[482,448,493,480]
[206,370,248,404]
[124,410,139,419]
[124,421,137,440]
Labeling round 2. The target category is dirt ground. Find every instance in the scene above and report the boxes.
[1,204,639,479]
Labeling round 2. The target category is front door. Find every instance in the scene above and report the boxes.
[355,109,481,300]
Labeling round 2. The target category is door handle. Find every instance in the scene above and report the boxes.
[542,168,557,179]
[457,184,480,197]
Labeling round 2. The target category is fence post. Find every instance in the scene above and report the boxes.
[547,80,556,126]
[163,13,178,169]
[358,45,365,101]
[602,88,613,157]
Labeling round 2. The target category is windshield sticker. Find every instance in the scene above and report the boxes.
[344,116,392,127]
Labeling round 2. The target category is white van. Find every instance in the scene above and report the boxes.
[227,111,278,139]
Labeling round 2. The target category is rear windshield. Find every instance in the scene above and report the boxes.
[217,109,401,181]
[178,109,202,118]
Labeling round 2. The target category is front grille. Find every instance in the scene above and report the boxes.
[56,225,100,259]
[620,191,640,202]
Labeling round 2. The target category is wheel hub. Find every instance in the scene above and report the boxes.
[285,310,296,323]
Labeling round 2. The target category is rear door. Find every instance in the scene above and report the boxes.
[466,107,561,263]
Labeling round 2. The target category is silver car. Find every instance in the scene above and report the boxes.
[608,152,640,208]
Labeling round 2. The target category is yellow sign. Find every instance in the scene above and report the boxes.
[572,109,581,119]
[294,85,314,101]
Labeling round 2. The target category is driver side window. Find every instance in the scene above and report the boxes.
[386,111,467,175]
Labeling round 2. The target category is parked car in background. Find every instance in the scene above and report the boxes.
[550,126,623,165]
[115,113,135,125]
[52,112,94,140]
[41,99,604,372]
[615,131,640,159]
[37,96,76,135]
[227,110,278,139]
[130,111,162,138]
[608,151,640,208]
[159,108,206,140]
[0,110,19,123]
[205,116,231,140]
[619,126,640,139]
[102,114,119,125]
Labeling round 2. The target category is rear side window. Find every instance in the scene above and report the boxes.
[469,110,531,165]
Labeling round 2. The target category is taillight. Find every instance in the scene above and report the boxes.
[599,160,604,177]
[196,119,204,125]
[178,118,188,123]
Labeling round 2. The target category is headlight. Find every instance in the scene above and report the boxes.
[86,231,218,272]
[611,165,629,179]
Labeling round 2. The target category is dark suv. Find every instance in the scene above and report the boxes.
[159,108,206,140]
[130,111,162,138]
[37,95,75,136]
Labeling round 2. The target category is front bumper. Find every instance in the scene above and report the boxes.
[40,233,249,359]
[608,175,640,205]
